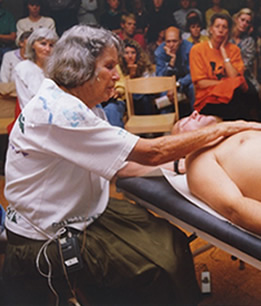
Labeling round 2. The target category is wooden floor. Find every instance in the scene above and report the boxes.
[1,176,261,305]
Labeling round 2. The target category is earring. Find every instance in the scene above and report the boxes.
[96,76,100,82]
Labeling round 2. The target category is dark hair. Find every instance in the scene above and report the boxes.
[186,16,202,32]
[18,31,33,43]
[27,0,42,6]
[209,13,233,30]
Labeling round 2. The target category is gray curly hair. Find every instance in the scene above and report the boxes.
[46,25,123,88]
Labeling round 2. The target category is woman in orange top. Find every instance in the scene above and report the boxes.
[189,13,254,121]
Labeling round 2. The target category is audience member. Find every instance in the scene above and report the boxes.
[173,0,192,32]
[118,13,146,49]
[146,28,165,64]
[14,28,58,110]
[46,0,81,36]
[182,9,208,40]
[77,0,98,25]
[127,0,149,34]
[0,0,16,65]
[146,0,176,44]
[155,26,194,111]
[231,8,260,118]
[185,15,209,44]
[100,0,123,33]
[16,0,56,46]
[119,38,156,115]
[0,31,32,83]
[190,13,253,121]
[205,0,230,28]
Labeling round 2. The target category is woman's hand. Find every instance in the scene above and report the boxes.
[128,64,137,78]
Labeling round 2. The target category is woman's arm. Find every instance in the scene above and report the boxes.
[127,121,261,166]
[220,37,241,78]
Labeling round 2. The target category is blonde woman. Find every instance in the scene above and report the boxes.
[231,8,260,113]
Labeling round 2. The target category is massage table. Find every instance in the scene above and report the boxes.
[116,171,261,270]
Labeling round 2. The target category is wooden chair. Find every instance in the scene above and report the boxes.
[124,75,179,135]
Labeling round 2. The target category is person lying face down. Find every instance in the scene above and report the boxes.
[182,115,261,236]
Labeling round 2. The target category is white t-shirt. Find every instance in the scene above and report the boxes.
[0,49,23,83]
[14,59,44,109]
[5,78,139,240]
[16,16,56,45]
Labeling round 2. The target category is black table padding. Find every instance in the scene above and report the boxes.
[116,176,261,261]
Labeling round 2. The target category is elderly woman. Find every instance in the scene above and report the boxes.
[3,25,261,306]
[190,13,253,121]
[14,27,58,110]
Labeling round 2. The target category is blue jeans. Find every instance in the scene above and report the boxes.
[103,100,126,128]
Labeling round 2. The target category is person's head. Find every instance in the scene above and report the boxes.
[180,0,190,10]
[212,0,221,6]
[153,0,164,11]
[233,8,253,34]
[186,9,202,22]
[172,111,218,134]
[186,16,202,39]
[120,38,153,77]
[18,31,32,57]
[209,13,232,42]
[121,13,136,37]
[165,26,182,53]
[27,0,42,17]
[107,0,120,11]
[190,0,198,8]
[25,28,58,64]
[46,25,122,105]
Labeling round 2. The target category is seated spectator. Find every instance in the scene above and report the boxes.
[185,15,209,44]
[182,9,208,40]
[0,31,32,83]
[231,7,260,118]
[0,0,16,65]
[119,38,156,115]
[205,0,230,28]
[190,13,253,121]
[155,26,194,112]
[46,0,81,36]
[100,0,123,33]
[146,28,165,64]
[118,13,146,49]
[127,0,149,34]
[16,0,56,46]
[14,27,58,110]
[173,0,192,32]
[146,0,176,45]
[77,0,99,25]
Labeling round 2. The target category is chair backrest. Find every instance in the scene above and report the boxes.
[124,75,179,120]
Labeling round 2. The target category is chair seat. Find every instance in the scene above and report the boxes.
[125,113,175,134]
[0,117,14,135]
